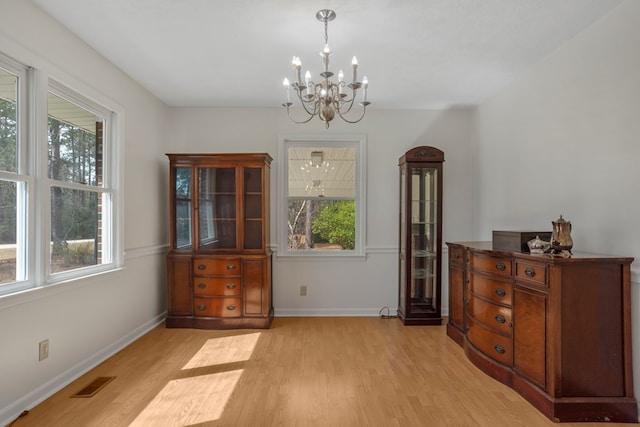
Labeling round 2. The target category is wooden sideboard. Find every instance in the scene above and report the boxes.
[446,241,637,423]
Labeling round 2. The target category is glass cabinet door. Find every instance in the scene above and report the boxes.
[399,165,407,316]
[174,167,192,249]
[198,166,237,249]
[409,166,438,314]
[244,167,264,249]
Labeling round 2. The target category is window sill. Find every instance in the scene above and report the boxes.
[0,266,125,310]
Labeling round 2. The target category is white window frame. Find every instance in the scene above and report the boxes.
[0,51,123,297]
[0,53,32,295]
[44,79,117,283]
[277,134,366,258]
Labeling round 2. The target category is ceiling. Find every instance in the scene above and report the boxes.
[32,0,621,110]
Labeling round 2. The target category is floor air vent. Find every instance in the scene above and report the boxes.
[71,376,116,398]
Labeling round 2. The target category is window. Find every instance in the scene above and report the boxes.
[0,51,121,296]
[0,54,28,293]
[278,135,366,256]
[47,82,114,276]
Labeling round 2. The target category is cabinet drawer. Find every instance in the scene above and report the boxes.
[468,297,512,336]
[469,275,512,306]
[515,261,547,286]
[471,253,512,276]
[193,258,240,275]
[467,318,513,367]
[194,297,242,317]
[193,278,241,296]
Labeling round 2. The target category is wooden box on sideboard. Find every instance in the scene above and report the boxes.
[492,230,552,253]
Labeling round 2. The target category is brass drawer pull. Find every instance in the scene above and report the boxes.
[495,315,506,324]
[495,262,506,271]
[525,268,536,277]
[197,264,206,270]
[495,288,506,297]
[226,304,237,310]
[198,304,206,311]
[226,264,236,270]
[494,345,506,354]
[198,283,206,289]
[226,283,236,289]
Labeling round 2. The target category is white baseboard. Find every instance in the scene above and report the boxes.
[0,313,166,427]
[275,308,450,317]
[275,308,385,317]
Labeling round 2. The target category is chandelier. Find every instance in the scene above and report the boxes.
[282,9,370,129]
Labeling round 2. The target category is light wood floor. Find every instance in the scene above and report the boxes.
[10,317,639,426]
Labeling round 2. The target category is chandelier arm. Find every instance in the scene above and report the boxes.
[296,90,321,116]
[334,92,357,115]
[334,83,360,110]
[335,105,369,124]
[283,104,316,124]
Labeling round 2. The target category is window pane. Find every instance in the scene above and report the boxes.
[0,180,18,283]
[50,187,102,274]
[287,199,355,251]
[48,92,103,186]
[0,68,17,173]
[288,146,355,198]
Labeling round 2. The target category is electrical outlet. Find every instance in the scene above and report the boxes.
[300,285,307,296]
[39,339,49,361]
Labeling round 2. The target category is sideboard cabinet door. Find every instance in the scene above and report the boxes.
[512,286,547,389]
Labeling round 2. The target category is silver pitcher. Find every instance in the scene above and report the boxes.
[550,215,573,253]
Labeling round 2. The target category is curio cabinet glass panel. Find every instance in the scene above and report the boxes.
[398,146,444,325]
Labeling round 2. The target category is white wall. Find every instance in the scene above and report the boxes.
[472,0,640,398]
[166,107,474,316]
[0,0,171,424]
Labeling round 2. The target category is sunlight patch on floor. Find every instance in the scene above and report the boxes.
[128,332,262,425]
[182,332,261,369]
[129,369,243,426]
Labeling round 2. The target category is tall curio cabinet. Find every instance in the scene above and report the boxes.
[166,153,273,329]
[398,146,444,325]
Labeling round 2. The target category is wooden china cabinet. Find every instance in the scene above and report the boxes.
[398,146,444,325]
[166,153,273,329]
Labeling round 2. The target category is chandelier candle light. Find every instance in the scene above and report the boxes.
[282,9,370,128]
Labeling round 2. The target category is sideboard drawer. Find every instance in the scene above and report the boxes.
[471,253,512,276]
[467,318,513,367]
[194,297,242,317]
[515,261,547,286]
[193,277,241,296]
[449,245,465,264]
[468,297,512,336]
[193,258,241,276]
[469,275,512,306]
